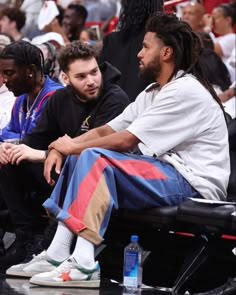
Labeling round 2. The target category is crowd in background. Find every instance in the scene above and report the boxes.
[0,0,235,292]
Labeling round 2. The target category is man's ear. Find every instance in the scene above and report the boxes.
[27,64,37,78]
[161,46,173,61]
[61,71,69,85]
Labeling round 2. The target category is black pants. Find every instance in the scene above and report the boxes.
[0,161,55,236]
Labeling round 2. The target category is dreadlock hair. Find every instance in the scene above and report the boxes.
[58,40,99,73]
[0,40,45,78]
[117,0,164,35]
[145,12,227,119]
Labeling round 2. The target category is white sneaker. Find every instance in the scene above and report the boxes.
[30,257,100,288]
[6,250,61,278]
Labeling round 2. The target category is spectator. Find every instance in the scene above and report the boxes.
[0,6,28,41]
[0,40,129,271]
[37,1,69,45]
[99,0,164,101]
[182,2,206,32]
[203,1,236,63]
[62,3,88,42]
[9,12,229,288]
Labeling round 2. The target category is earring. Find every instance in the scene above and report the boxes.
[29,74,33,78]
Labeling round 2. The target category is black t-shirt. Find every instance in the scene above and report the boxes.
[23,62,130,150]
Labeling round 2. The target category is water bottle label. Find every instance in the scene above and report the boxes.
[123,250,138,287]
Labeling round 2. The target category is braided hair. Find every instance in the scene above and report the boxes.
[145,12,226,117]
[117,0,164,35]
[0,40,45,77]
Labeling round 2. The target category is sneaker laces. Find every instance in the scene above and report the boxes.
[29,250,47,263]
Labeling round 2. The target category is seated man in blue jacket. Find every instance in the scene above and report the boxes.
[0,39,63,261]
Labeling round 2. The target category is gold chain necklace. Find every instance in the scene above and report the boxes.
[26,87,44,119]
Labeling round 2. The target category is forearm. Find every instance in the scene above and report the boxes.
[67,130,140,155]
[72,125,115,144]
[31,150,48,162]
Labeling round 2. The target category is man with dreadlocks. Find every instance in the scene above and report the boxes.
[14,12,229,288]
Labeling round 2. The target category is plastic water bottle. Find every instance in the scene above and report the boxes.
[123,235,143,293]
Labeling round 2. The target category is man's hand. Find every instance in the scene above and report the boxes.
[8,144,46,165]
[49,134,75,155]
[44,149,63,186]
[0,142,14,165]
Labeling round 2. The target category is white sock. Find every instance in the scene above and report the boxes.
[71,236,95,269]
[47,222,74,262]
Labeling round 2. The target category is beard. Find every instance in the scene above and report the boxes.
[70,80,103,103]
[139,56,161,83]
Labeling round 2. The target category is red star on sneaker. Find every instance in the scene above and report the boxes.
[58,271,72,281]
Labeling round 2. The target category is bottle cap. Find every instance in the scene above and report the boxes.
[131,235,139,242]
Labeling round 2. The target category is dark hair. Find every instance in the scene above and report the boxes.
[145,12,226,115]
[199,48,231,92]
[58,40,98,72]
[216,1,236,26]
[0,7,26,31]
[117,0,164,34]
[196,31,214,50]
[0,40,44,74]
[67,3,88,25]
[56,4,64,26]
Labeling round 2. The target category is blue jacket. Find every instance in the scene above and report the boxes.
[0,76,63,142]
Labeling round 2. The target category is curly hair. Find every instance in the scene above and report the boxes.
[146,12,226,116]
[58,40,99,72]
[117,0,164,34]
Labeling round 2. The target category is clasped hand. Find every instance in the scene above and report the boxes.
[49,134,75,155]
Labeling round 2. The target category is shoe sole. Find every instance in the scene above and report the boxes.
[6,269,38,278]
[30,278,100,288]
